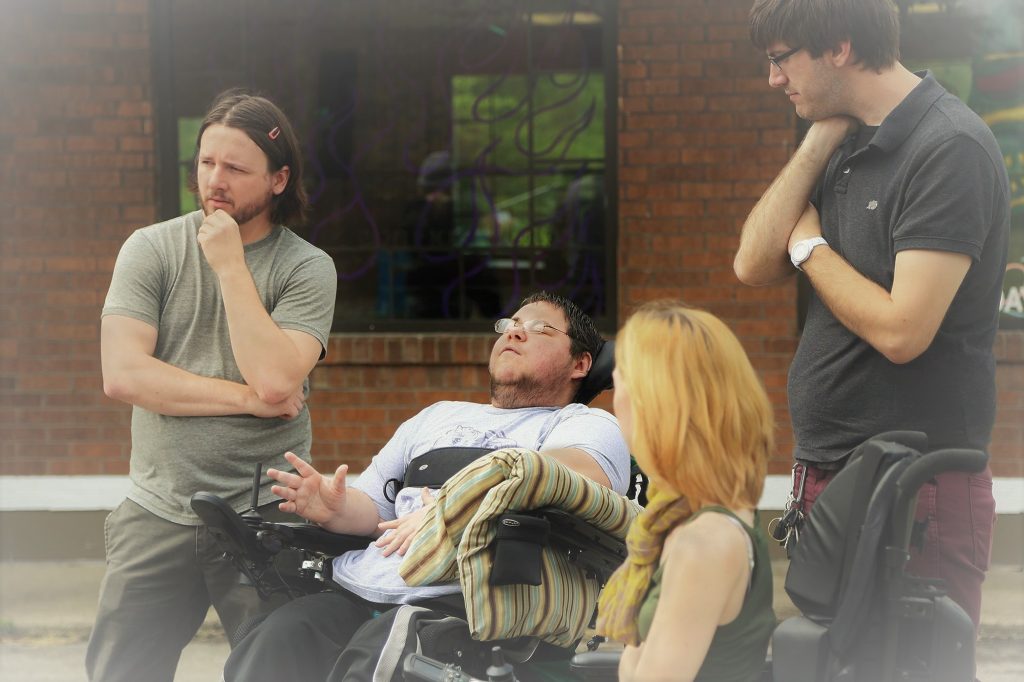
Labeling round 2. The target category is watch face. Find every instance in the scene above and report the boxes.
[793,242,809,262]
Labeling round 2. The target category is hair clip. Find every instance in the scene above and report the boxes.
[268,126,281,140]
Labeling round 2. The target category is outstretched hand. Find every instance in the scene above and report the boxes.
[374,487,434,557]
[268,452,348,524]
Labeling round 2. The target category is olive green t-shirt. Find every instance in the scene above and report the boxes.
[103,211,337,523]
[637,506,775,682]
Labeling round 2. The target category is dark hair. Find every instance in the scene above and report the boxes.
[520,291,603,361]
[749,0,901,71]
[187,88,309,226]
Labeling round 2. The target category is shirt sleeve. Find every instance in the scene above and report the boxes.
[101,229,165,328]
[893,134,1003,260]
[271,251,337,357]
[352,408,430,522]
[540,407,631,495]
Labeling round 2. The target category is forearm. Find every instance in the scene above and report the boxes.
[216,267,314,402]
[802,249,921,364]
[103,353,257,416]
[619,645,641,682]
[620,643,697,682]
[735,128,840,285]
[318,487,383,536]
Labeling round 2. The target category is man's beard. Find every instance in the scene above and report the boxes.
[204,190,274,227]
[490,375,556,409]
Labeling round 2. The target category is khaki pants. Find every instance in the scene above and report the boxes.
[85,499,294,682]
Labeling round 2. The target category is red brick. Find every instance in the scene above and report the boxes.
[651,95,707,112]
[118,135,152,151]
[626,9,679,26]
[625,113,678,130]
[626,78,680,96]
[67,136,117,152]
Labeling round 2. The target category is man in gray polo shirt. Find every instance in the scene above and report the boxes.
[88,90,337,682]
[735,0,1009,630]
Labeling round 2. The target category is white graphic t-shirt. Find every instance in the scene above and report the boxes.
[332,401,629,604]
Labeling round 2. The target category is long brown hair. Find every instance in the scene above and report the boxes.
[188,88,309,226]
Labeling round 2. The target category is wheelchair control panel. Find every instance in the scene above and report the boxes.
[190,464,366,599]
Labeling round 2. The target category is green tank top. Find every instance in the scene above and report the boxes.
[635,506,775,682]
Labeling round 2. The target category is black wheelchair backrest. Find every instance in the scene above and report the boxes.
[785,435,924,619]
[572,340,614,406]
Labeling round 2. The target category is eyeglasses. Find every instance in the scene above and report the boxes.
[494,318,569,337]
[768,46,802,72]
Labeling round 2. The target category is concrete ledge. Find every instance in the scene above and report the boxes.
[3,475,1022,511]
[2,507,1021,567]
[1,476,1021,566]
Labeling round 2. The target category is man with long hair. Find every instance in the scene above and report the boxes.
[88,89,337,681]
[735,0,1009,631]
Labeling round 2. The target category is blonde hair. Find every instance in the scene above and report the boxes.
[615,301,773,510]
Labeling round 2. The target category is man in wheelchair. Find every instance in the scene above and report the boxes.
[221,292,632,682]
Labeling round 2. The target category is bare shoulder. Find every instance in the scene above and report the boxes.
[662,511,750,575]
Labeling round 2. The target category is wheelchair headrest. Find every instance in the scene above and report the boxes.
[573,340,614,405]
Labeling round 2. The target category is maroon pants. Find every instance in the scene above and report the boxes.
[800,464,995,628]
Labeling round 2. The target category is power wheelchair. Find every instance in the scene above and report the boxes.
[191,340,644,679]
[192,338,987,680]
[564,431,987,682]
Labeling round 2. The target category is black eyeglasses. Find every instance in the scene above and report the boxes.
[768,46,802,71]
[494,318,569,337]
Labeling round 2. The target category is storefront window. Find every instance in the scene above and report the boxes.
[155,0,616,331]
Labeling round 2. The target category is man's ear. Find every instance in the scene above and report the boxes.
[570,351,592,381]
[271,165,290,195]
[829,39,854,67]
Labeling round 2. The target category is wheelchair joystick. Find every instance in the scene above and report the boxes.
[485,647,516,682]
[240,462,265,523]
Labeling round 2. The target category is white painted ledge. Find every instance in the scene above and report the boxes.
[1,475,1021,513]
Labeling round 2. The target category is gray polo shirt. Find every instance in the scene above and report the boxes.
[790,72,1010,463]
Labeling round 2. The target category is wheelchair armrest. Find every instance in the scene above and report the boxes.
[191,491,270,561]
[275,522,370,556]
[570,651,622,681]
[540,507,628,583]
[191,491,370,558]
[488,507,627,587]
[190,492,371,599]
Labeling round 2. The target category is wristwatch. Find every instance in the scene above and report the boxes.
[790,237,828,271]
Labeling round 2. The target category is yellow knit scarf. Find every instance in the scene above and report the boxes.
[595,484,692,646]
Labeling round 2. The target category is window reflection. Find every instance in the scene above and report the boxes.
[164,0,614,330]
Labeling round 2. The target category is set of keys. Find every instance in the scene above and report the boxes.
[768,462,807,553]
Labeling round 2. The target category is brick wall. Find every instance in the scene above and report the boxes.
[993,333,1024,476]
[616,0,799,471]
[0,0,1020,480]
[0,0,152,474]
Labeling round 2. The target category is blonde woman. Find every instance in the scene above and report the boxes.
[597,301,776,682]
